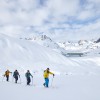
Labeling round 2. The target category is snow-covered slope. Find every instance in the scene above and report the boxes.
[0,75,100,100]
[19,34,67,54]
[0,33,100,75]
[0,33,70,71]
[0,33,100,100]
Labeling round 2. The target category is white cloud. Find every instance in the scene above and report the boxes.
[47,0,80,16]
[88,0,100,3]
[77,10,93,20]
[0,0,100,40]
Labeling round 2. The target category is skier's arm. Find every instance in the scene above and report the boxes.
[49,71,55,76]
[3,74,6,77]
[49,71,53,75]
[25,73,27,77]
[18,72,20,77]
[30,73,33,78]
[13,72,15,77]
[3,72,6,76]
[9,71,12,74]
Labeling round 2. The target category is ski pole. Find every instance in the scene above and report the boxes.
[51,76,54,87]
[32,77,33,86]
[2,75,5,82]
[19,77,21,84]
[12,75,14,82]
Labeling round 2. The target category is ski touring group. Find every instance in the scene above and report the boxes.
[2,68,55,88]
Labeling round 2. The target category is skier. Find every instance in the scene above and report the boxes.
[43,68,55,88]
[25,70,33,85]
[4,70,12,82]
[13,70,20,83]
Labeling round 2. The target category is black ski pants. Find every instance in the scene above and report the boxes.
[27,77,31,85]
[6,75,9,81]
[15,76,18,83]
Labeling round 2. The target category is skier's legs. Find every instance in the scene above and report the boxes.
[27,78,29,85]
[15,76,18,83]
[45,78,49,87]
[6,76,9,81]
[27,77,31,85]
[29,77,31,84]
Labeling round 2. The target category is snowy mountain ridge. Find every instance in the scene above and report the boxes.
[17,33,100,56]
[0,33,100,74]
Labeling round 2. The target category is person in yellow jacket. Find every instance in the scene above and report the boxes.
[4,70,12,82]
[43,68,54,87]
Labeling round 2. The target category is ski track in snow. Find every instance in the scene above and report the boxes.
[0,74,100,100]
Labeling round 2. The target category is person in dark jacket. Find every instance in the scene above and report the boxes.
[13,70,20,83]
[25,70,33,85]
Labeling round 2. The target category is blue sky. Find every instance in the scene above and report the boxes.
[0,0,100,40]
